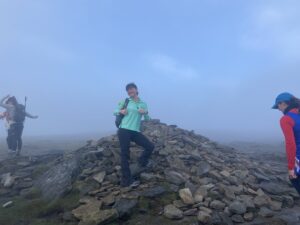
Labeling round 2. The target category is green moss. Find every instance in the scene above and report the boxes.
[24,187,42,199]
[0,189,80,225]
[157,192,178,206]
[138,197,150,211]
[31,164,50,179]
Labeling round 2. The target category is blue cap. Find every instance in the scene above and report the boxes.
[272,92,294,109]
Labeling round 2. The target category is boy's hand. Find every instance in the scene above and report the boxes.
[138,109,146,114]
[120,109,128,115]
[289,169,297,179]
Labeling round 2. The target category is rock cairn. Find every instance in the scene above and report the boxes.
[0,120,298,225]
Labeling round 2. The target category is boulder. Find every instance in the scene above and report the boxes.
[35,154,81,200]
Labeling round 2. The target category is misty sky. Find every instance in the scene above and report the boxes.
[1,0,300,142]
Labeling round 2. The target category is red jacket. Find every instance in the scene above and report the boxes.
[280,108,299,170]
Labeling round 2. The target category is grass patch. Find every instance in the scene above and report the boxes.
[31,164,50,179]
[0,189,80,225]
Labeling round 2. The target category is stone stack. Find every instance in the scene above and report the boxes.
[0,120,299,225]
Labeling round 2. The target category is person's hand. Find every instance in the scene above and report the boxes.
[289,169,297,179]
[120,109,128,115]
[5,95,10,99]
[138,109,146,114]
[33,115,39,119]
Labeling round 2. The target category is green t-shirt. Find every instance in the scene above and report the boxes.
[114,97,150,132]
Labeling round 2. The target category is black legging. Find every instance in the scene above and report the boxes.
[290,177,300,195]
[7,123,24,151]
[118,128,154,186]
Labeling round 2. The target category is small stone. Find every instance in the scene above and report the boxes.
[141,186,166,198]
[1,173,15,188]
[254,194,271,207]
[164,204,183,220]
[102,195,115,206]
[244,212,254,221]
[270,200,282,211]
[220,170,231,177]
[194,194,204,203]
[197,211,211,223]
[229,201,247,215]
[231,214,244,223]
[258,207,274,218]
[195,186,208,198]
[199,206,212,215]
[2,201,13,208]
[113,198,138,218]
[210,200,226,210]
[183,208,198,216]
[179,188,194,205]
[93,171,106,184]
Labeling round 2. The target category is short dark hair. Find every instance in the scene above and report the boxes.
[126,83,138,91]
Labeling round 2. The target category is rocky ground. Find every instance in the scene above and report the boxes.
[0,120,300,225]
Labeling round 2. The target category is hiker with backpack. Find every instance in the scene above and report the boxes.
[0,95,38,155]
[114,83,154,187]
[272,92,300,194]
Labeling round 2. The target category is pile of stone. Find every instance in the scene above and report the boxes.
[0,120,299,225]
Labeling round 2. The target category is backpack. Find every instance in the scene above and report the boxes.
[115,98,129,128]
[13,104,26,123]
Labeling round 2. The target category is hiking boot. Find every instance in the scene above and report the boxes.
[121,179,140,188]
[129,180,140,188]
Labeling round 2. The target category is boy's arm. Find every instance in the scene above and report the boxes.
[114,100,125,116]
[26,112,38,119]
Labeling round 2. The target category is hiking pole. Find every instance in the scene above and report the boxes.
[25,96,27,110]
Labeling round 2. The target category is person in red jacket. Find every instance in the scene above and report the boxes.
[273,92,300,194]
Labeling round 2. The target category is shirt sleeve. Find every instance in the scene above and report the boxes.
[25,112,36,119]
[142,102,151,121]
[280,115,296,170]
[113,100,125,116]
[0,96,11,109]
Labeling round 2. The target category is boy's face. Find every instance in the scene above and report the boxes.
[127,87,138,97]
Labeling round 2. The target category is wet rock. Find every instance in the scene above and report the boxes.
[164,204,184,220]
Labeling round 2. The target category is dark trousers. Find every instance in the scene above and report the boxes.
[290,177,300,195]
[117,128,154,186]
[7,123,24,152]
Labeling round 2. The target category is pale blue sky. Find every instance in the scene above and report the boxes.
[0,0,300,141]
